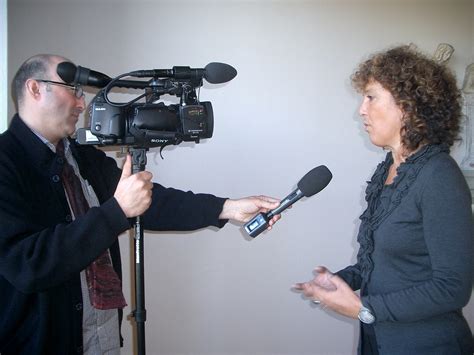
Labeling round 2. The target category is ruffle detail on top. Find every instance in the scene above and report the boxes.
[357,144,449,283]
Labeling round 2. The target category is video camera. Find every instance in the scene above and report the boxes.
[57,62,237,148]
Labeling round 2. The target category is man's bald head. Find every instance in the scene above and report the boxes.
[11,54,70,112]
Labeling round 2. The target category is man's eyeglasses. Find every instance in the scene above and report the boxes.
[35,79,84,99]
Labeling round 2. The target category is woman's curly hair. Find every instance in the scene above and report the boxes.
[351,45,462,151]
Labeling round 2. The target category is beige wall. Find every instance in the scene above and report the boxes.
[7,0,474,354]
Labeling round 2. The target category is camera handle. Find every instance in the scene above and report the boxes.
[130,147,149,355]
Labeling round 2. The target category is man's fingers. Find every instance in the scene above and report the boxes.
[120,155,132,180]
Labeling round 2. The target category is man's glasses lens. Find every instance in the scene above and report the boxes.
[35,79,84,98]
[73,86,83,98]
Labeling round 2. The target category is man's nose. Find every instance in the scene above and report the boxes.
[77,96,86,111]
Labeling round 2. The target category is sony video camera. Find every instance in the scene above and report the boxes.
[57,62,237,148]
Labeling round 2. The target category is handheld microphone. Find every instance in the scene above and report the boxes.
[244,165,332,238]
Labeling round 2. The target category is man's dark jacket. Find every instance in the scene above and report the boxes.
[0,115,226,355]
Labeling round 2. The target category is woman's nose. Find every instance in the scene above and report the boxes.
[359,99,368,117]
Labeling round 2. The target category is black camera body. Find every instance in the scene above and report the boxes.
[69,62,236,148]
[79,90,213,147]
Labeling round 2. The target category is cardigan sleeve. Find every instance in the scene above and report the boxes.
[336,262,363,291]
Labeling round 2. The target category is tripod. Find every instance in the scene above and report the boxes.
[129,147,149,355]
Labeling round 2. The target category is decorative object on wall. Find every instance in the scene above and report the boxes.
[432,43,474,196]
[461,63,474,170]
[433,43,455,64]
[462,63,474,94]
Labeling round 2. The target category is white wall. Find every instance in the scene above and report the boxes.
[7,0,474,354]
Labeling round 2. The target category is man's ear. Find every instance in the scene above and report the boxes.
[25,79,42,101]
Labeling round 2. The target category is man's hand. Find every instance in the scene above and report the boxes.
[219,195,281,227]
[113,155,153,218]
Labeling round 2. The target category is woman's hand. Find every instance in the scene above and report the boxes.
[293,266,362,319]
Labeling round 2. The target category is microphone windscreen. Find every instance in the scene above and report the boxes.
[204,62,237,84]
[297,165,333,197]
[57,62,77,84]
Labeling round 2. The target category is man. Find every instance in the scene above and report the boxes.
[0,54,280,355]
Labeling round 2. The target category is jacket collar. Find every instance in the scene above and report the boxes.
[9,114,59,174]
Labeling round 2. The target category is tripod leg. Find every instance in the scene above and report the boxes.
[130,147,148,355]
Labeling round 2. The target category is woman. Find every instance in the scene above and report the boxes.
[294,45,473,354]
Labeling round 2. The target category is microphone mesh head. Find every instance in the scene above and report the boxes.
[204,62,237,84]
[297,165,332,197]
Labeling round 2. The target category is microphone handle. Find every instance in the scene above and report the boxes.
[131,67,204,79]
[243,188,303,238]
[131,69,174,78]
[267,189,304,219]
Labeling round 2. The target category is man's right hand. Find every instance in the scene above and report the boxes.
[113,155,153,217]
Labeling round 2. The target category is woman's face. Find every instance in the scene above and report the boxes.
[359,80,404,150]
